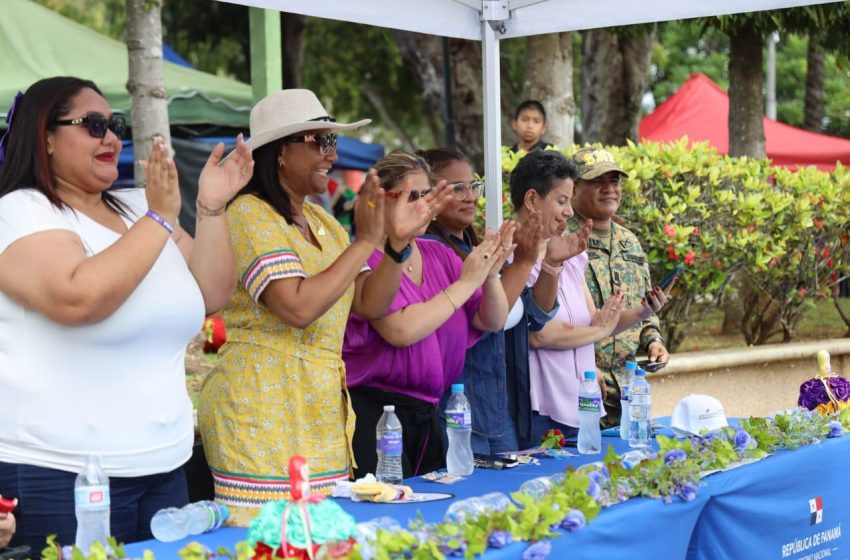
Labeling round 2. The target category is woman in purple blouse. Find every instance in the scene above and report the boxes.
[343,150,512,478]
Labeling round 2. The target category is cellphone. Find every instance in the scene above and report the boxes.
[657,264,685,290]
[638,359,668,372]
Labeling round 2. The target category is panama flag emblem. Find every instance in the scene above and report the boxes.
[809,497,823,525]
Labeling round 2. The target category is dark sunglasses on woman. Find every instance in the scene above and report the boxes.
[53,112,127,140]
[384,187,434,203]
[282,132,338,156]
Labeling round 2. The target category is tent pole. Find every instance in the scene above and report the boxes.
[249,8,283,102]
[482,19,503,231]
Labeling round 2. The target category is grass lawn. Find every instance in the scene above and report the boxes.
[677,299,850,352]
[184,299,850,401]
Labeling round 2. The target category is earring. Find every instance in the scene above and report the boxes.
[278,159,284,168]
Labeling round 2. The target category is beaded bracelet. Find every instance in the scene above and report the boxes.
[196,198,226,217]
[145,210,174,234]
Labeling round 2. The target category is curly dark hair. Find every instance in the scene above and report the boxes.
[509,150,577,212]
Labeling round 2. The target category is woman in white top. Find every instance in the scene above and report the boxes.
[0,76,252,549]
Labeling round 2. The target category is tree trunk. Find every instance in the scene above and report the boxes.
[803,31,825,132]
[391,30,518,172]
[523,32,575,147]
[126,0,171,185]
[282,12,304,89]
[581,28,653,146]
[728,26,766,158]
[362,83,416,151]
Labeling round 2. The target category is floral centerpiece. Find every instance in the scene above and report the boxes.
[247,456,358,559]
[797,350,850,414]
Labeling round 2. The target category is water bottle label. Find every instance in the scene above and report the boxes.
[578,396,601,412]
[620,385,631,402]
[74,485,110,510]
[446,411,470,429]
[379,432,402,456]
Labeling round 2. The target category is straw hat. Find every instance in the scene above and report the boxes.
[231,89,371,156]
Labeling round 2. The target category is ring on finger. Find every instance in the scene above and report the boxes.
[367,201,376,209]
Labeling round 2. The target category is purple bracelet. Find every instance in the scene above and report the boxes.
[145,210,174,234]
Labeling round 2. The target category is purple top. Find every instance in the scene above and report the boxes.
[527,252,599,427]
[343,238,483,405]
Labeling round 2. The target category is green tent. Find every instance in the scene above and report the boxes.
[0,0,252,128]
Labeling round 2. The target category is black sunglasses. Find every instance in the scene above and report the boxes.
[53,112,127,140]
[282,132,338,156]
[385,187,433,203]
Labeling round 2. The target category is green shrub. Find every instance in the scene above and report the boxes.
[494,141,850,349]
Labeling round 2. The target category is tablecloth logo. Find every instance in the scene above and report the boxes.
[809,496,823,525]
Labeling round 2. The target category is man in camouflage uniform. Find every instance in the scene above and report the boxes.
[566,147,669,427]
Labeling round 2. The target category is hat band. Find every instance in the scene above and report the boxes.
[309,115,336,123]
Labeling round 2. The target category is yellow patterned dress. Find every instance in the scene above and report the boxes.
[198,195,357,526]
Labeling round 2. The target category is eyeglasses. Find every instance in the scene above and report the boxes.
[447,180,484,199]
[282,132,338,156]
[385,188,433,203]
[53,112,127,140]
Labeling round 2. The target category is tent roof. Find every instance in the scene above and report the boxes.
[0,0,253,127]
[219,0,842,40]
[639,72,850,171]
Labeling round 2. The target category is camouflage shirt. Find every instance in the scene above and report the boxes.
[565,214,664,387]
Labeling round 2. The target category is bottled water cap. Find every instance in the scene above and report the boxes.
[383,405,395,412]
[583,370,596,380]
[451,384,464,393]
[625,361,638,371]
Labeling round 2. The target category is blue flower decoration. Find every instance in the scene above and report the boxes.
[676,481,698,502]
[522,540,552,560]
[663,449,687,464]
[561,509,586,532]
[488,530,512,549]
[828,421,843,438]
[733,428,756,452]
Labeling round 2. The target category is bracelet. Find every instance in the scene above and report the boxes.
[145,210,174,234]
[196,199,226,217]
[540,259,563,276]
[441,289,459,311]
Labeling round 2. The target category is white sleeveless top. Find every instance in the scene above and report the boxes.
[0,188,203,476]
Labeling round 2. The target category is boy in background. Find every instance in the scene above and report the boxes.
[509,100,553,153]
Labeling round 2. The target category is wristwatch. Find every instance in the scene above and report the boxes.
[384,239,412,264]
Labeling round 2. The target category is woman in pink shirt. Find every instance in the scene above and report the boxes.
[343,150,512,478]
[509,151,669,447]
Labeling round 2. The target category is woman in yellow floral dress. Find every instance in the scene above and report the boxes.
[197,90,447,525]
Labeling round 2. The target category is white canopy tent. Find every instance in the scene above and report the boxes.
[219,0,839,228]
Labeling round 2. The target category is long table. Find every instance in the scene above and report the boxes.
[126,429,850,559]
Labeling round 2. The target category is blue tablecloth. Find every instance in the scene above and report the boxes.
[126,431,850,559]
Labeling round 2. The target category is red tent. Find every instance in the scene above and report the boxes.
[639,72,850,171]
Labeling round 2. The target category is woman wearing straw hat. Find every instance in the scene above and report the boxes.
[197,90,448,524]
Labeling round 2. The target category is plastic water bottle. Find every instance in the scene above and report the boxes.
[577,370,603,454]
[356,516,402,544]
[620,361,638,440]
[376,405,403,484]
[444,497,487,522]
[620,449,655,470]
[445,384,473,476]
[74,455,110,554]
[150,501,229,542]
[629,368,652,448]
[478,492,512,512]
[518,476,553,499]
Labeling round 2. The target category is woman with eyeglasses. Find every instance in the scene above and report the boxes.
[197,92,446,525]
[0,77,252,548]
[342,150,512,478]
[418,147,579,455]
